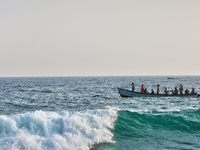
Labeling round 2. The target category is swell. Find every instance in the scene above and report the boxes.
[91,109,200,150]
[113,109,200,138]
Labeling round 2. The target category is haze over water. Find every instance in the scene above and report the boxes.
[1,1,200,77]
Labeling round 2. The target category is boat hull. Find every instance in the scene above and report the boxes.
[117,87,199,98]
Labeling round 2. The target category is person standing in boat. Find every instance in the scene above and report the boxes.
[141,84,144,93]
[179,84,183,94]
[157,84,160,94]
[132,83,135,92]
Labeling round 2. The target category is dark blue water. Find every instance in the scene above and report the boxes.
[0,76,200,149]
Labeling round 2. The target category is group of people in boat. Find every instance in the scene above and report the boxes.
[132,83,196,95]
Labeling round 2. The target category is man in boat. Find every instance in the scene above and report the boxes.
[144,88,149,93]
[179,84,183,94]
[191,88,196,94]
[132,83,135,91]
[185,89,189,95]
[174,87,178,95]
[141,84,144,93]
[151,89,154,94]
[164,88,169,95]
[157,84,160,94]
[171,90,175,95]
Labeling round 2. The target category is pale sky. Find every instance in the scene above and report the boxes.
[0,0,200,77]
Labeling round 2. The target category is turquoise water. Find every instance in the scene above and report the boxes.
[92,109,200,150]
[0,76,200,149]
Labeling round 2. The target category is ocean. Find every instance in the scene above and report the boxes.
[0,76,200,150]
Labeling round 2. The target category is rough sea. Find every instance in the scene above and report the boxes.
[0,76,200,150]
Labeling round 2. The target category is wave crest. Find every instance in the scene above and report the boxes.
[0,109,117,150]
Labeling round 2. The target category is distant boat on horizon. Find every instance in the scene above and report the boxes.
[167,77,178,79]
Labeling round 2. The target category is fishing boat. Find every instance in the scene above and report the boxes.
[117,87,199,98]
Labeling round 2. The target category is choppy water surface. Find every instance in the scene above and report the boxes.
[0,76,200,149]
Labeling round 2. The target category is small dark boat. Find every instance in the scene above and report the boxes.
[167,77,178,79]
[117,87,199,98]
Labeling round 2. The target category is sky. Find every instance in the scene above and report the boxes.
[0,0,200,77]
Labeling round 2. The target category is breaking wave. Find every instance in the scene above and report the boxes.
[0,109,117,150]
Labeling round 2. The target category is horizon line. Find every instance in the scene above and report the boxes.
[0,75,199,78]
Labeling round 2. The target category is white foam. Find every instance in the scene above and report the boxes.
[0,109,117,150]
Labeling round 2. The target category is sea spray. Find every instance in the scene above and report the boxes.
[0,109,117,150]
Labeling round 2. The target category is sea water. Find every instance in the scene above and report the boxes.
[0,76,200,150]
